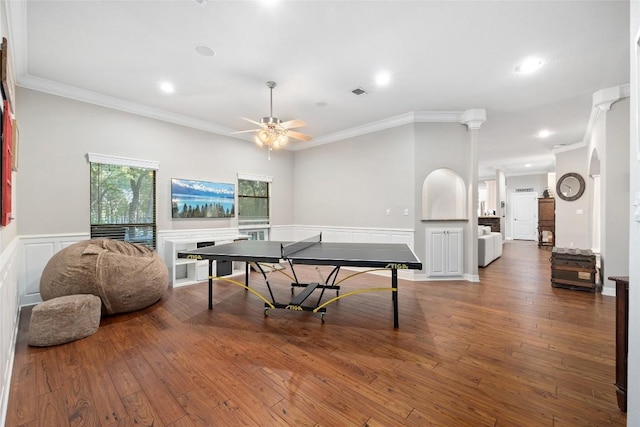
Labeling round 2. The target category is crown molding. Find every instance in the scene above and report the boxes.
[18,74,241,137]
[292,110,487,151]
[19,73,487,151]
[552,140,586,154]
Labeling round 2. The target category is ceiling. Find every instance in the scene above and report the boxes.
[6,1,630,178]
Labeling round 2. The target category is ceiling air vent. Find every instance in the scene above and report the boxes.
[352,87,368,95]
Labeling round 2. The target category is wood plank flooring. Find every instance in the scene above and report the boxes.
[5,240,626,426]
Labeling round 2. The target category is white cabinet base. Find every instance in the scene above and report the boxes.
[426,228,463,277]
[166,238,245,288]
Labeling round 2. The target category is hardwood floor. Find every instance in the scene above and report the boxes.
[6,240,626,426]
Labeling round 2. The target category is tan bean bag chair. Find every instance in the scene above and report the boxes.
[40,239,168,315]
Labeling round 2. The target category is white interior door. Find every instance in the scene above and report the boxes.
[512,192,538,240]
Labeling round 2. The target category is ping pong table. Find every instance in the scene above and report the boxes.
[177,233,422,327]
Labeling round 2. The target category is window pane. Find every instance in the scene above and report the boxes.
[238,179,269,224]
[90,162,156,248]
[238,179,268,197]
[239,196,269,222]
[90,164,155,224]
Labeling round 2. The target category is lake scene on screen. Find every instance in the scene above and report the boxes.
[171,178,235,218]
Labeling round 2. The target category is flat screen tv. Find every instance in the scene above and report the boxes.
[171,178,235,219]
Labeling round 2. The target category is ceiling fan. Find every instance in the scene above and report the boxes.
[232,81,312,156]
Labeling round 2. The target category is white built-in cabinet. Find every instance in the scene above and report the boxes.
[164,238,244,287]
[426,227,463,277]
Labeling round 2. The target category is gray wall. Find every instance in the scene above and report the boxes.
[16,88,295,236]
[293,124,415,228]
[414,122,472,275]
[555,146,591,249]
[293,121,474,276]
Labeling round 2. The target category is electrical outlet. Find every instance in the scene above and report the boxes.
[386,209,391,216]
[404,208,409,215]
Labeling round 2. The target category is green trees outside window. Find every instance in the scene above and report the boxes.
[90,163,156,248]
[238,179,269,225]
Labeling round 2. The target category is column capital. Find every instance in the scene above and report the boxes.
[460,109,487,130]
[593,84,630,112]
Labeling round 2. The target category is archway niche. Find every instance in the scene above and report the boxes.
[421,168,467,220]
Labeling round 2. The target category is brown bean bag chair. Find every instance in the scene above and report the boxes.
[29,294,102,347]
[40,239,168,315]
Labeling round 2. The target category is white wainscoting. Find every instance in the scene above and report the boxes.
[19,233,90,306]
[1,237,19,427]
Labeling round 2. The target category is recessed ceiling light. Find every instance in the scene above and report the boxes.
[195,44,215,57]
[525,163,532,168]
[515,57,544,74]
[536,129,553,138]
[159,81,175,94]
[375,71,391,86]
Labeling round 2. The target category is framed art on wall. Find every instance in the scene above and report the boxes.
[171,178,235,219]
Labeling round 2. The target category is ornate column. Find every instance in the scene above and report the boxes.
[461,109,487,281]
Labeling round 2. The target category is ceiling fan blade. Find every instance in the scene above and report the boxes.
[230,129,260,135]
[280,119,306,129]
[240,116,264,127]
[287,130,313,142]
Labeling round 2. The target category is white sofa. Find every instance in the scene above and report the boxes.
[478,225,502,267]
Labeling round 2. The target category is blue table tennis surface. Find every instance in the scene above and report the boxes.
[179,239,422,270]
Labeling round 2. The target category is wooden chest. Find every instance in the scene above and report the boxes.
[551,247,597,291]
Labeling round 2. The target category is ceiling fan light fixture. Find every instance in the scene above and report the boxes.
[257,129,271,144]
[232,80,311,158]
[277,134,288,147]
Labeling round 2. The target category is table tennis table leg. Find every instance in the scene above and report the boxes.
[392,269,399,328]
[245,262,250,288]
[208,260,213,310]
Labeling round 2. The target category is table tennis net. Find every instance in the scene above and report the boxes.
[281,233,322,259]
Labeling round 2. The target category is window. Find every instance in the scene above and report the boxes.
[89,154,158,249]
[238,173,272,228]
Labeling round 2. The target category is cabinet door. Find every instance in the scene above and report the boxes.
[427,228,463,277]
[538,199,555,221]
[445,228,463,275]
[427,229,447,276]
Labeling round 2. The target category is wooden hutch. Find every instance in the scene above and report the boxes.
[537,197,555,248]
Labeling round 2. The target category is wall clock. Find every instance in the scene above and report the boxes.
[556,172,585,201]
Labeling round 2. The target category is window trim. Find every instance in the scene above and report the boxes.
[87,153,159,170]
